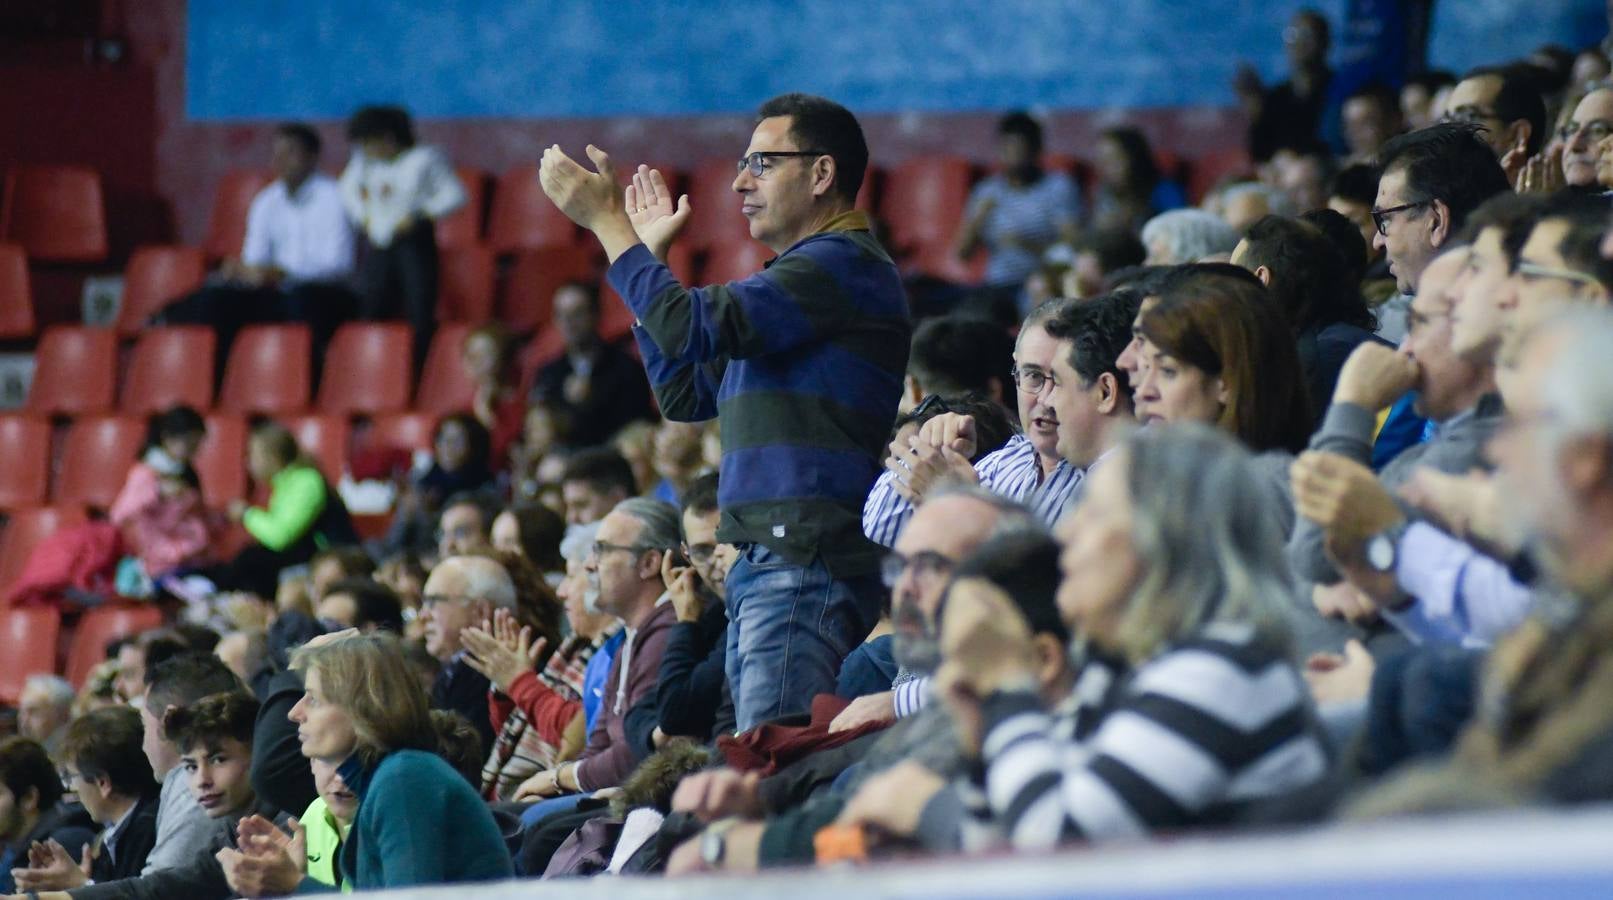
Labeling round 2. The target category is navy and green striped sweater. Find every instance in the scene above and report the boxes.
[608,210,910,577]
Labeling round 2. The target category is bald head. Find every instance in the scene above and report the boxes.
[420,556,517,660]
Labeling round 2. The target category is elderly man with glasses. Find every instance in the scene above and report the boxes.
[538,93,909,732]
[1560,86,1613,190]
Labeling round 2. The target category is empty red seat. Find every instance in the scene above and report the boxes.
[0,242,36,339]
[0,416,50,511]
[122,326,216,415]
[0,606,61,703]
[597,283,642,342]
[114,245,207,336]
[436,167,487,250]
[219,325,311,415]
[316,323,412,416]
[0,507,88,601]
[487,164,579,253]
[284,414,350,482]
[437,244,496,322]
[27,327,116,416]
[204,169,275,260]
[66,602,163,688]
[416,323,476,416]
[882,156,974,253]
[701,241,774,286]
[365,412,438,455]
[0,165,108,262]
[905,241,987,285]
[54,416,145,509]
[193,414,247,507]
[682,158,752,253]
[497,246,597,333]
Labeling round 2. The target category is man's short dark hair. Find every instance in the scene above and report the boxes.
[311,545,376,581]
[1462,66,1549,157]
[560,448,638,498]
[1242,215,1375,332]
[997,111,1043,157]
[755,93,868,202]
[1328,162,1380,206]
[62,707,155,799]
[324,578,406,633]
[441,490,495,532]
[1044,289,1144,406]
[950,527,1068,646]
[908,317,1015,401]
[275,123,321,157]
[144,652,243,716]
[346,105,415,147]
[680,472,720,521]
[1074,228,1148,278]
[1300,208,1371,283]
[1377,123,1511,235]
[136,628,192,675]
[1457,192,1552,263]
[163,691,260,754]
[1536,192,1613,292]
[0,736,63,811]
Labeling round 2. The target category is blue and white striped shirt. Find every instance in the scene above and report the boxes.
[862,434,1082,548]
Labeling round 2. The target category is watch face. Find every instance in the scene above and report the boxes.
[701,829,724,866]
[1368,534,1395,571]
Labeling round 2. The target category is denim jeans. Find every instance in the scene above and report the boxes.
[724,543,884,732]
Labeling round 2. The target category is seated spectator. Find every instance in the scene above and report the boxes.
[952,111,1080,302]
[162,692,262,819]
[1271,143,1334,214]
[15,676,74,763]
[421,555,524,753]
[1059,228,1147,300]
[340,104,468,371]
[509,399,574,503]
[1326,162,1387,276]
[1401,71,1456,131]
[315,578,406,634]
[436,491,495,562]
[462,323,526,471]
[114,630,190,707]
[1040,289,1142,498]
[530,282,657,448]
[1139,209,1239,265]
[13,708,159,893]
[159,123,357,372]
[0,737,95,894]
[1218,181,1297,233]
[1342,81,1403,161]
[1443,66,1548,183]
[213,630,267,685]
[210,422,358,599]
[1506,192,1613,343]
[899,316,1016,414]
[648,420,707,507]
[559,448,638,527]
[380,414,496,559]
[1090,127,1187,234]
[490,502,567,578]
[110,406,217,582]
[1557,86,1613,191]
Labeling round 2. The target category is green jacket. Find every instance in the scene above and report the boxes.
[298,797,348,892]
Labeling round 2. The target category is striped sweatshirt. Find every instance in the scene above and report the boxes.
[977,623,1330,849]
[609,211,910,577]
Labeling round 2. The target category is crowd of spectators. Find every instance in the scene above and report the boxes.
[4,7,1613,896]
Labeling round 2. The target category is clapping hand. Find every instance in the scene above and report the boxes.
[538,144,629,234]
[626,164,691,262]
[461,608,543,694]
[217,815,306,899]
[12,839,90,891]
[1515,145,1566,194]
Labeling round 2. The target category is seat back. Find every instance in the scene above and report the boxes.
[66,603,163,688]
[0,415,51,511]
[682,158,752,252]
[365,412,439,455]
[316,323,412,416]
[193,414,248,507]
[497,246,597,334]
[435,167,487,250]
[701,241,774,286]
[436,244,496,322]
[115,245,207,336]
[54,416,146,509]
[284,414,350,482]
[0,165,108,262]
[882,156,975,252]
[416,323,476,416]
[487,164,579,253]
[122,326,217,415]
[26,327,116,416]
[0,242,36,339]
[0,507,88,601]
[0,606,62,704]
[219,325,311,415]
[204,169,275,260]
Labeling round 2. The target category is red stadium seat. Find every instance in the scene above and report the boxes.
[664,241,697,286]
[0,165,108,262]
[682,158,752,253]
[66,603,163,688]
[193,414,247,507]
[881,156,975,253]
[219,325,311,415]
[365,412,438,455]
[497,246,597,333]
[855,164,882,215]
[436,167,488,250]
[204,169,275,260]
[437,244,496,322]
[284,414,350,482]
[416,324,475,416]
[0,416,51,511]
[0,507,88,601]
[114,245,207,337]
[316,323,412,416]
[54,416,146,509]
[487,164,579,253]
[0,606,61,703]
[0,242,36,339]
[701,241,774,286]
[905,241,987,285]
[27,327,116,417]
[122,326,216,416]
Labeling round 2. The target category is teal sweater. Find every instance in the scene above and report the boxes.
[297,750,511,891]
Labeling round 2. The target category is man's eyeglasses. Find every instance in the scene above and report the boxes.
[736,151,828,178]
[880,550,955,589]
[1442,106,1502,126]
[1514,261,1604,287]
[1010,365,1059,395]
[1558,119,1613,144]
[420,593,472,611]
[592,540,654,560]
[1371,201,1428,236]
[683,542,717,565]
[910,394,957,420]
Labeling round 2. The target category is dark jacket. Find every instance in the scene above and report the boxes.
[89,793,160,885]
[431,656,495,756]
[69,798,285,900]
[654,598,729,742]
[0,802,97,893]
[251,669,318,816]
[532,341,656,447]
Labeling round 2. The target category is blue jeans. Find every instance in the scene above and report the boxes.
[724,543,883,732]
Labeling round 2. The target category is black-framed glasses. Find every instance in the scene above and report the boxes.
[592,540,654,560]
[736,151,828,178]
[910,394,956,420]
[1558,119,1613,143]
[1010,364,1059,395]
[1442,106,1502,125]
[880,550,955,589]
[1514,261,1603,287]
[1371,201,1428,236]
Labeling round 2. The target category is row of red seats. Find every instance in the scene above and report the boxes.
[0,600,162,698]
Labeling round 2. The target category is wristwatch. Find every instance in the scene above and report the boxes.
[1366,521,1410,573]
[701,817,741,867]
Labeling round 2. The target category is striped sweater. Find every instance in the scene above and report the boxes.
[609,211,910,577]
[978,623,1330,849]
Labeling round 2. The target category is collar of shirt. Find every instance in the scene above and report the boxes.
[102,798,141,862]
